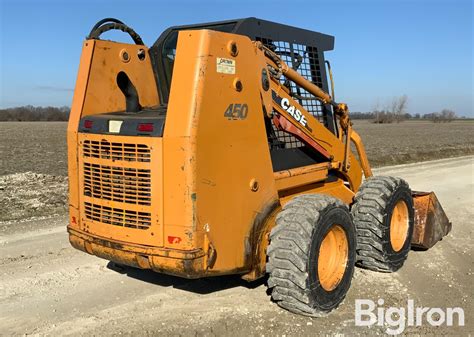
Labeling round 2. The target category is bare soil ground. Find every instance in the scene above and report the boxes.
[352,120,474,167]
[0,173,67,224]
[1,157,472,335]
[0,120,472,177]
[0,122,67,177]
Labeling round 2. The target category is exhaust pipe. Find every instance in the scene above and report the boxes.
[117,71,141,113]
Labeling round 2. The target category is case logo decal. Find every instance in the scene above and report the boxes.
[272,91,309,128]
[280,97,308,127]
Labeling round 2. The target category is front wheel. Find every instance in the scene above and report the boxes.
[351,176,414,272]
[266,194,356,316]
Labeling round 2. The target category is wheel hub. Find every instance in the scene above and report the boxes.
[390,200,409,252]
[317,225,349,291]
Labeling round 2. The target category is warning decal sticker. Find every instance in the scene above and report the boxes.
[216,57,236,74]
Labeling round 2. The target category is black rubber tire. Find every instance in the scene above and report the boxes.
[351,176,414,272]
[266,194,356,317]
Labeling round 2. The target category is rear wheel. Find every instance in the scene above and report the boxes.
[351,176,414,272]
[266,194,356,316]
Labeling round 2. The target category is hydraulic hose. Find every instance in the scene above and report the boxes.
[87,18,144,45]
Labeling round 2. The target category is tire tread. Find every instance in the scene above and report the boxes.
[267,194,348,316]
[351,176,412,272]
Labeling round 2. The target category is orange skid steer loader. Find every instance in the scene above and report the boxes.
[67,18,451,316]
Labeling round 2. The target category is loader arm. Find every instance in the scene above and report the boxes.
[258,43,372,189]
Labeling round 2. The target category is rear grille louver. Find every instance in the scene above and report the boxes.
[83,163,151,205]
[83,139,151,162]
[84,202,151,230]
[81,139,154,231]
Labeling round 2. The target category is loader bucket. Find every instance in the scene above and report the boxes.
[411,191,452,249]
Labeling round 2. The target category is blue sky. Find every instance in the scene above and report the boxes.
[0,0,472,116]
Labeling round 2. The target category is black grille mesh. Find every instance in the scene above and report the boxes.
[257,37,326,149]
[83,140,151,162]
[84,202,151,230]
[83,163,152,206]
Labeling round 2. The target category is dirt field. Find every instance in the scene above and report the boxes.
[0,122,67,177]
[1,157,472,335]
[0,120,472,177]
[352,120,474,167]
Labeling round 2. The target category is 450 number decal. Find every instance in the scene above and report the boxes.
[224,103,248,120]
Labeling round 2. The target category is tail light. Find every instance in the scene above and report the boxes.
[137,123,154,132]
[84,120,93,129]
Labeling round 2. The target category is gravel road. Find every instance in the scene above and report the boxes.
[1,157,472,336]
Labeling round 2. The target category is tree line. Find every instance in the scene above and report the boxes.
[0,105,70,121]
[350,96,457,123]
[0,103,459,123]
[351,109,457,123]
